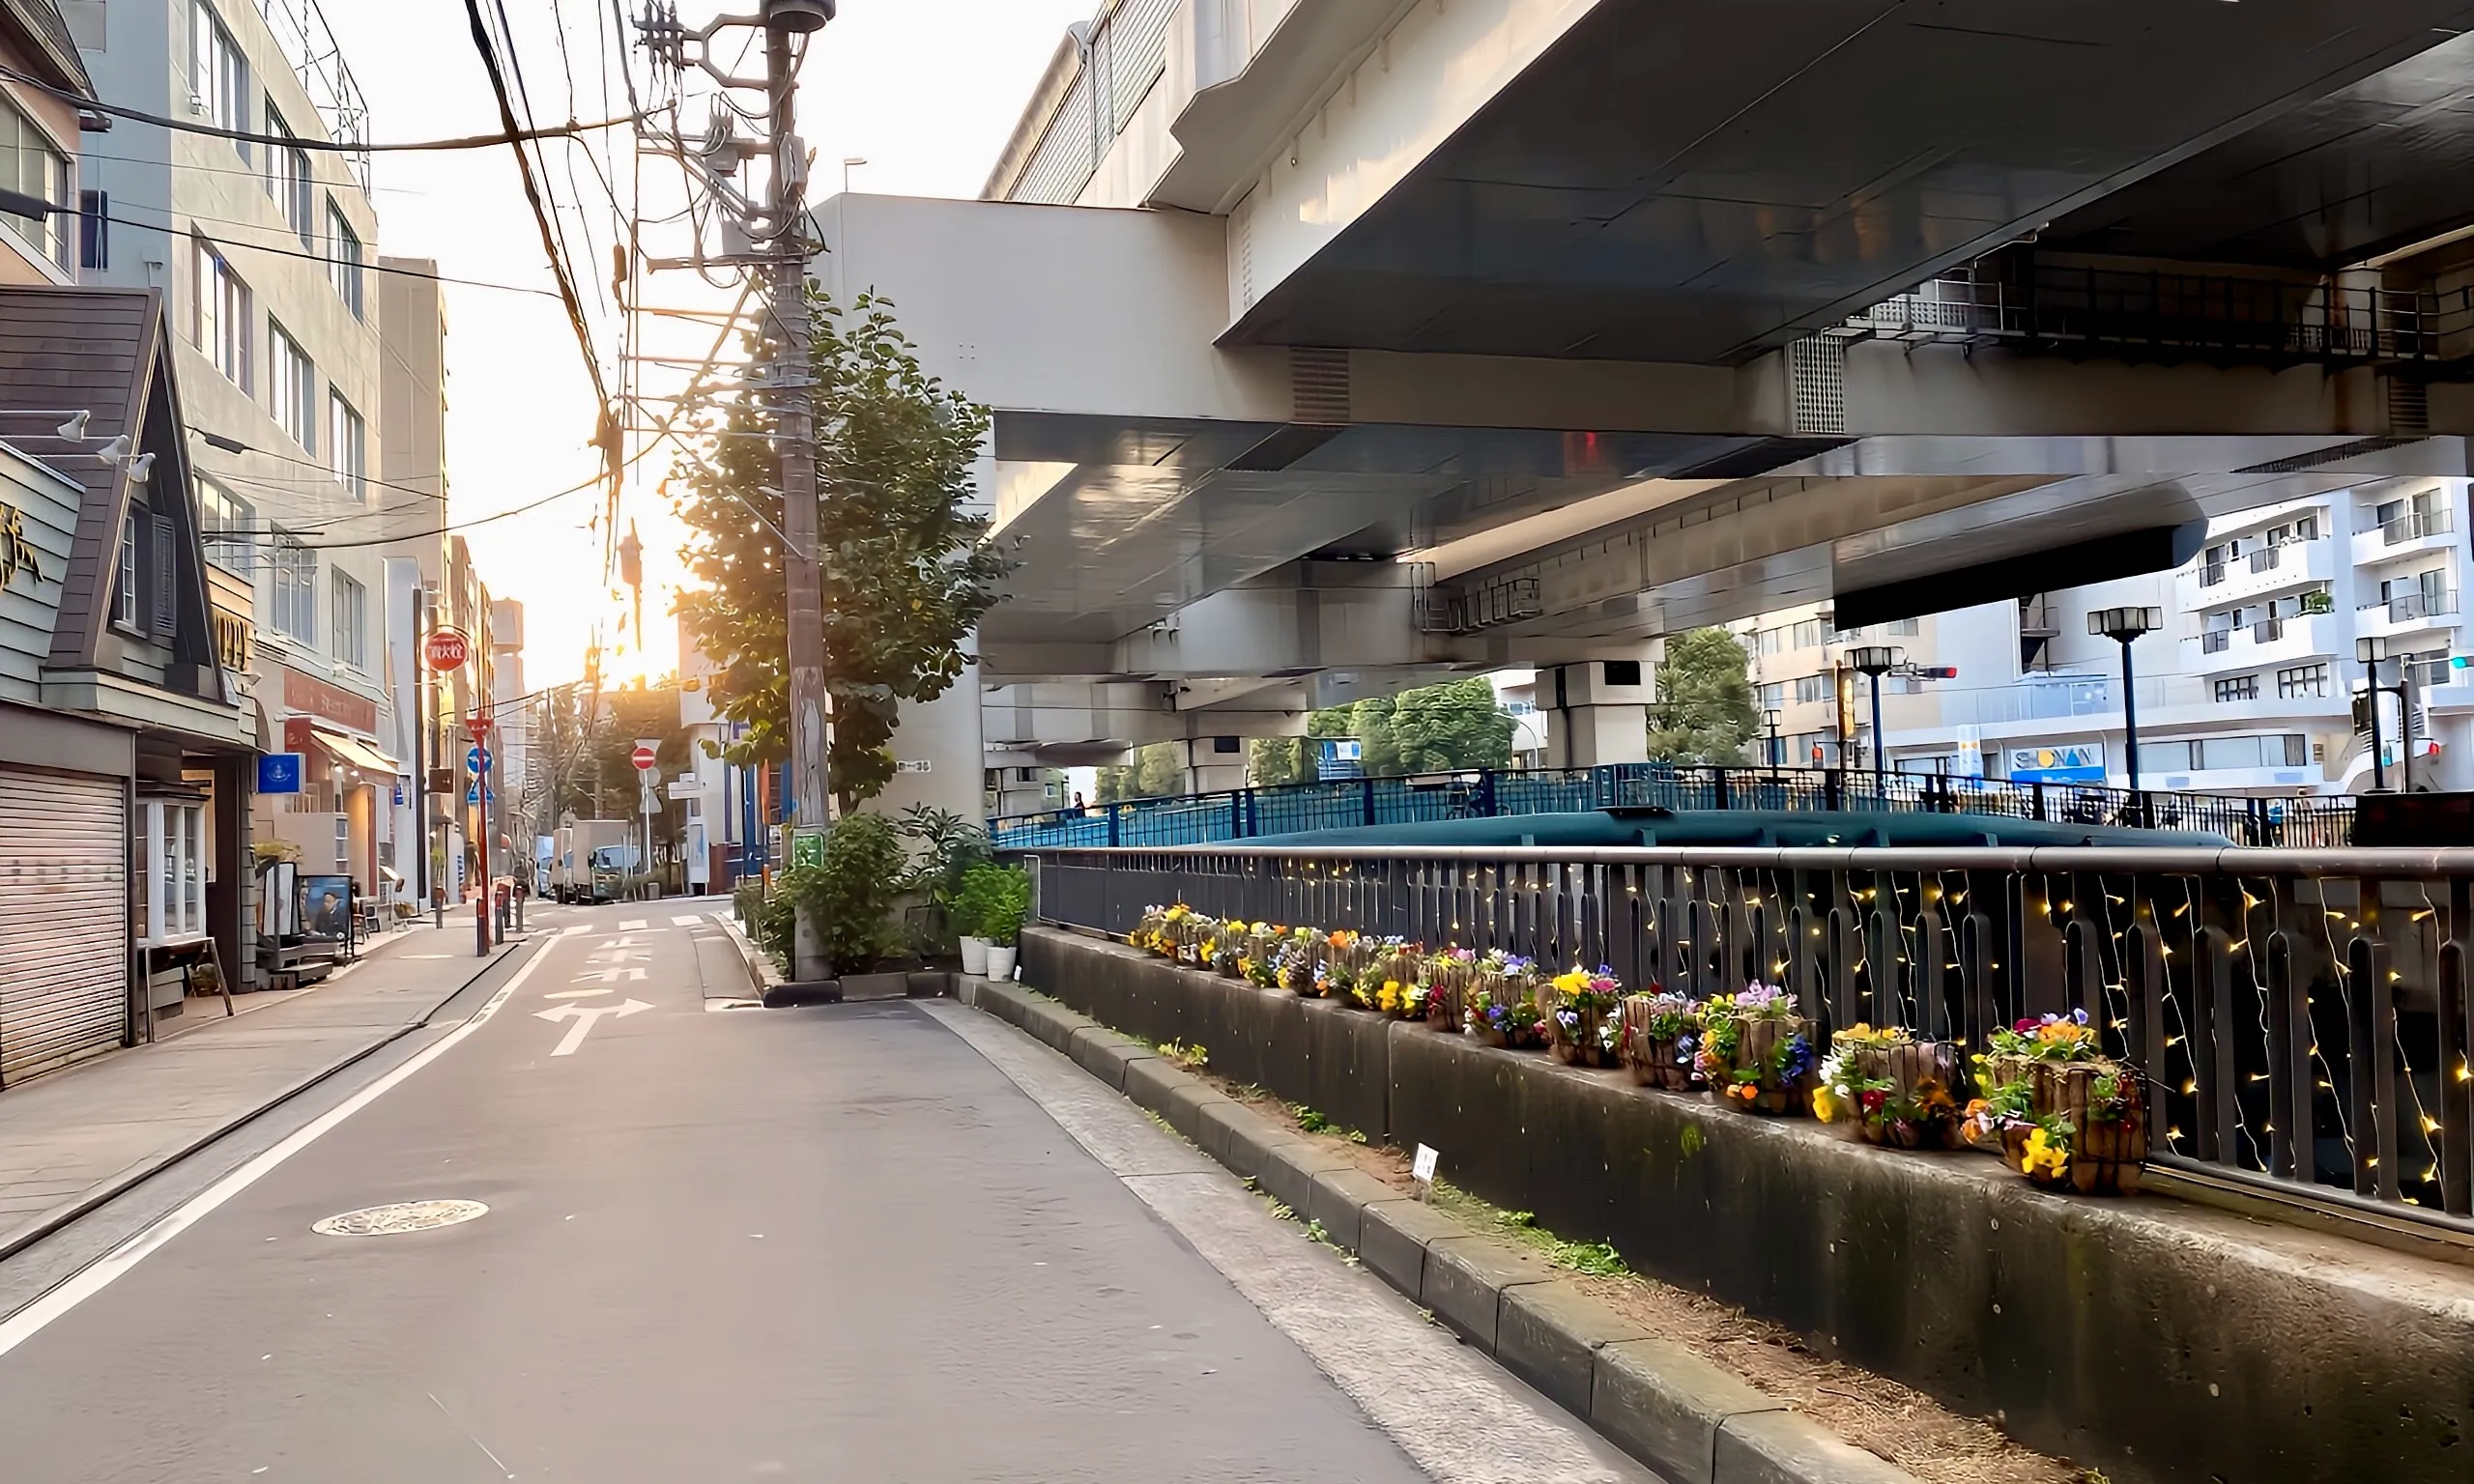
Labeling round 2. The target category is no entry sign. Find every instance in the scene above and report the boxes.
[631,744,657,771]
[424,628,471,671]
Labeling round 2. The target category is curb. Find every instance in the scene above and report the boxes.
[958,977,1919,1484]
[0,938,535,1270]
[711,909,782,997]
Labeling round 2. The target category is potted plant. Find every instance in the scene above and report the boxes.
[1462,951,1543,1047]
[1424,948,1476,1030]
[1696,984,1817,1115]
[1971,1011,2147,1194]
[1619,989,1699,1090]
[1815,1024,1962,1149]
[1545,966,1625,1067]
[963,863,1031,980]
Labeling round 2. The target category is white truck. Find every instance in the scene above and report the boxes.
[555,821,637,902]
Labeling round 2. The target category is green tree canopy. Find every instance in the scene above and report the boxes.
[1647,629,1761,764]
[1096,742,1184,802]
[674,288,1011,814]
[1351,678,1514,777]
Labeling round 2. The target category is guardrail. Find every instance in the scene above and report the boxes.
[992,763,2357,851]
[1032,842,2474,1235]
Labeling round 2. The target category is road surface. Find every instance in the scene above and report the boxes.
[0,902,1651,1482]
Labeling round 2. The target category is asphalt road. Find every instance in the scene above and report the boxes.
[0,901,1650,1482]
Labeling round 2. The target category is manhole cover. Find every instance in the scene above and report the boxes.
[312,1199,489,1237]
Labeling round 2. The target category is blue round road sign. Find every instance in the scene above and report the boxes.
[465,745,491,775]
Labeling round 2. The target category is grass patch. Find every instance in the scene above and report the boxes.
[1429,1181,1631,1278]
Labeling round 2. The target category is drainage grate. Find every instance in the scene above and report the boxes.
[312,1199,490,1237]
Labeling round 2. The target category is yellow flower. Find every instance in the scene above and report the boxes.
[1377,981,1401,1013]
[1552,968,1590,996]
[2023,1127,2070,1180]
[1811,1084,1841,1125]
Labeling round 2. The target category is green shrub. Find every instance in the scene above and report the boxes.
[788,813,908,974]
[956,863,1030,947]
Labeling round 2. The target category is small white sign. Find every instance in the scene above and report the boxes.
[1411,1144,1440,1184]
[894,758,933,775]
[666,779,702,800]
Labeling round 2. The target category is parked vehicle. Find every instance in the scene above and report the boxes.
[554,821,635,902]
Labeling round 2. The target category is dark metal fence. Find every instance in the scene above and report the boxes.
[1033,842,2474,1237]
[992,763,2357,851]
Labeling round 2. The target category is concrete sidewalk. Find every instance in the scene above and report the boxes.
[0,923,528,1261]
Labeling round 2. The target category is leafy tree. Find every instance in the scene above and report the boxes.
[1648,629,1761,764]
[674,287,1011,815]
[1097,742,1183,802]
[1248,737,1315,786]
[1353,678,1514,776]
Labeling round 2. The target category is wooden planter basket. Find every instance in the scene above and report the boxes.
[1849,1041,1964,1149]
[1713,1014,1817,1115]
[1985,1054,2148,1194]
[1543,988,1622,1069]
[1425,956,1476,1031]
[1618,995,1696,1091]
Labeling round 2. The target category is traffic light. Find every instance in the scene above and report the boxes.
[1915,665,1959,680]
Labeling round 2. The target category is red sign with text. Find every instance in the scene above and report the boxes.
[424,628,472,671]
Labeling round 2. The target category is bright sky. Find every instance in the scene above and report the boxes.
[319,0,1094,689]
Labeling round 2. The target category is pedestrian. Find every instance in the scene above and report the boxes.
[1073,790,1087,812]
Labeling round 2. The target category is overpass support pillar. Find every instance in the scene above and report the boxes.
[1182,737,1250,795]
[1540,662,1653,769]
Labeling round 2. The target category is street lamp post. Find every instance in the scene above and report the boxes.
[1764,707,1783,775]
[1848,646,1904,790]
[2089,607,2163,795]
[2358,636,2391,791]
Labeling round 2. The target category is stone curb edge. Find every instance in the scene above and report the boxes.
[0,937,535,1271]
[957,978,1919,1484]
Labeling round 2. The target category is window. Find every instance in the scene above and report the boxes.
[328,389,365,500]
[1884,617,1921,637]
[1793,673,1831,704]
[2145,740,2194,772]
[1790,618,1827,649]
[269,321,314,451]
[270,532,315,642]
[2172,734,2310,772]
[327,200,363,318]
[193,237,250,385]
[2277,663,2328,699]
[199,479,254,571]
[190,0,247,158]
[78,188,105,270]
[1756,681,1785,710]
[2214,675,2258,702]
[264,102,312,245]
[1602,659,1641,688]
[331,570,365,669]
[1755,626,1784,656]
[0,94,72,270]
[114,510,140,630]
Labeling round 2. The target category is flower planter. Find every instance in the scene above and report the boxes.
[1851,1041,1964,1150]
[1707,1013,1817,1116]
[1618,992,1698,1091]
[958,936,990,976]
[985,945,1018,981]
[1980,1050,2148,1195]
[1424,954,1475,1031]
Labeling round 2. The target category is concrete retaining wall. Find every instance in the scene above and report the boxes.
[1021,927,2474,1484]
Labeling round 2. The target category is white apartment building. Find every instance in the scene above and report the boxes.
[78,0,400,883]
[1844,478,2474,797]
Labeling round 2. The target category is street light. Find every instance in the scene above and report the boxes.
[1848,646,1904,785]
[2089,607,2163,793]
[842,156,867,194]
[1763,707,1783,773]
[2358,636,2391,791]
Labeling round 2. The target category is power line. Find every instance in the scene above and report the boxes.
[98,201,563,298]
[0,63,635,154]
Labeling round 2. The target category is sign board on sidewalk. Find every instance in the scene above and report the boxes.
[1411,1143,1440,1202]
[424,628,471,671]
[256,752,304,794]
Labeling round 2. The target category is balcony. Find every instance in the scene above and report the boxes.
[2185,613,2330,674]
[2355,587,2460,641]
[2351,509,2457,565]
[2177,537,2332,610]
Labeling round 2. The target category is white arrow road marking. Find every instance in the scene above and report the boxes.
[533,998,652,1056]
[544,987,612,1000]
[618,919,648,931]
[572,966,647,984]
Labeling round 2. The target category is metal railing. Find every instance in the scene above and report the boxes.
[2201,629,2232,653]
[2200,561,2228,588]
[2249,546,2284,575]
[992,763,2358,851]
[2363,589,2459,623]
[2254,617,2287,643]
[2385,511,2455,546]
[1034,842,2474,1233]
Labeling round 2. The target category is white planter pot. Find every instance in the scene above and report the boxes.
[959,936,990,975]
[985,945,1019,981]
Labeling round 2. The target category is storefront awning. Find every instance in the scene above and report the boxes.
[308,727,400,777]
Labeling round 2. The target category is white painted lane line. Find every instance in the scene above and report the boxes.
[618,919,648,931]
[544,987,612,1000]
[0,939,561,1360]
[670,915,702,927]
[923,1003,1646,1484]
[533,998,651,1056]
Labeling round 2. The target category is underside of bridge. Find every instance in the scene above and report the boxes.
[822,0,2474,769]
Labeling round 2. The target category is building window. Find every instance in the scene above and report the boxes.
[190,0,248,159]
[78,188,106,270]
[0,94,72,271]
[269,321,314,451]
[2277,663,2328,699]
[270,531,316,643]
[199,479,254,572]
[1755,680,1785,710]
[2214,675,2258,702]
[193,236,250,386]
[1884,617,1921,637]
[141,798,209,946]
[328,389,365,500]
[115,511,140,630]
[264,102,313,245]
[331,569,365,670]
[327,200,363,318]
[1791,618,1826,649]
[1793,673,1831,704]
[1755,626,1784,656]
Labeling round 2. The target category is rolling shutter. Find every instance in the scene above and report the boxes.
[0,766,128,1085]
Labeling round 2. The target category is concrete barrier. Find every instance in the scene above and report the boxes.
[1017,926,2474,1484]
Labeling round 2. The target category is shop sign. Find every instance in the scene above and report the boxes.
[258,753,305,794]
[282,665,379,735]
[0,500,42,588]
[2006,742,2106,785]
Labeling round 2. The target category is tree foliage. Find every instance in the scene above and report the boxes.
[674,287,1011,814]
[1648,628,1761,764]
[1354,678,1515,777]
[1097,742,1184,802]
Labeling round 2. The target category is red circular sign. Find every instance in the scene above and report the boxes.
[424,629,472,671]
[466,717,494,743]
[631,745,657,771]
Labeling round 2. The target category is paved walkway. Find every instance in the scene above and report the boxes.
[0,921,538,1259]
